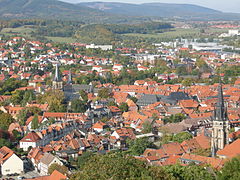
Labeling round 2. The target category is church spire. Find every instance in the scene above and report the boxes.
[211,80,229,154]
[68,69,72,84]
[52,63,63,90]
[215,82,227,121]
[53,63,61,82]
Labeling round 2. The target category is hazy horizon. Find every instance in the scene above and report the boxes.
[62,0,240,13]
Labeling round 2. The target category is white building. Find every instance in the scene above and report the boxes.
[229,29,239,36]
[0,146,24,176]
[20,132,41,151]
[113,64,123,71]
[38,153,63,175]
[86,44,113,51]
[92,65,103,72]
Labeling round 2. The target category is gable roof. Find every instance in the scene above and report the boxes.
[162,142,185,155]
[39,153,56,165]
[0,146,14,164]
[217,139,240,158]
[181,153,224,169]
[20,132,41,143]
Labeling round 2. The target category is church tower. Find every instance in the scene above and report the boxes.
[67,69,72,85]
[211,83,229,156]
[52,64,63,90]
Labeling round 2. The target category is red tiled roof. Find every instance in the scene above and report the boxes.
[20,132,41,142]
[217,139,240,158]
[0,146,14,164]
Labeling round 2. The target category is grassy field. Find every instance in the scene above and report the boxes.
[0,26,36,38]
[0,26,77,43]
[123,28,200,40]
[45,36,77,43]
[0,26,229,44]
[123,28,227,41]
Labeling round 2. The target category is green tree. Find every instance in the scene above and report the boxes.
[17,107,41,126]
[107,100,117,107]
[31,114,39,130]
[12,129,22,141]
[172,132,193,143]
[10,90,35,105]
[77,151,95,169]
[129,96,138,103]
[37,90,66,112]
[98,88,111,99]
[119,102,129,112]
[164,164,215,180]
[0,138,11,148]
[71,99,87,113]
[71,153,167,180]
[163,113,185,124]
[142,121,152,134]
[0,113,14,130]
[127,137,155,156]
[79,90,88,103]
[217,156,240,180]
[48,163,68,175]
[182,78,194,87]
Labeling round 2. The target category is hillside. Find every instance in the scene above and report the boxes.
[0,0,142,23]
[79,2,240,20]
[79,2,221,18]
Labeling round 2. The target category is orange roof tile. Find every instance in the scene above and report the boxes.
[217,139,240,158]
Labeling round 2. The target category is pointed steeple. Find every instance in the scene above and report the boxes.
[53,63,61,82]
[215,82,227,121]
[68,69,72,84]
[211,79,229,154]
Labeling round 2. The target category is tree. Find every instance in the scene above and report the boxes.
[119,102,129,112]
[164,164,215,180]
[77,151,95,169]
[107,100,117,107]
[98,88,110,99]
[71,153,164,180]
[163,113,185,124]
[0,138,11,148]
[0,113,14,130]
[12,130,22,141]
[79,90,88,103]
[0,129,11,148]
[172,132,192,143]
[217,156,240,180]
[71,99,87,113]
[17,107,41,126]
[10,90,35,105]
[31,114,39,130]
[127,137,155,156]
[142,121,152,134]
[129,96,138,103]
[48,163,68,175]
[37,90,66,112]
[182,78,194,87]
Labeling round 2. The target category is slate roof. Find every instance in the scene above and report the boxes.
[40,153,56,166]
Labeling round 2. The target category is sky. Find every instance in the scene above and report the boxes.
[62,0,240,13]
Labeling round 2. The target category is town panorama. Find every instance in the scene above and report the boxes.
[0,0,239,179]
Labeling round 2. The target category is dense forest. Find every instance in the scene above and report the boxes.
[0,19,173,44]
[75,22,173,44]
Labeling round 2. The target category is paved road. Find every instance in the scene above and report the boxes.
[1,170,40,180]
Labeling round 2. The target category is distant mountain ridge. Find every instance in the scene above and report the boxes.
[79,2,222,18]
[0,0,124,23]
[0,0,239,22]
